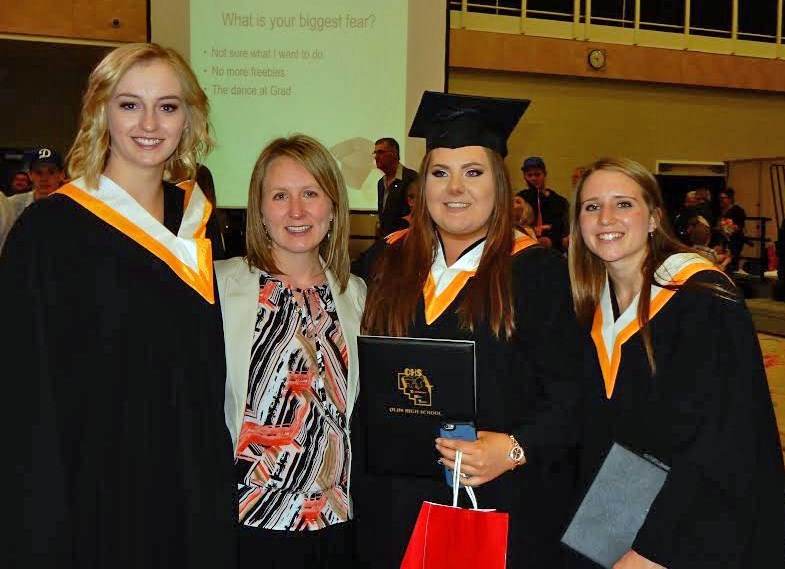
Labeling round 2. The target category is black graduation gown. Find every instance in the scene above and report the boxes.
[573,270,785,568]
[353,245,585,568]
[0,186,236,568]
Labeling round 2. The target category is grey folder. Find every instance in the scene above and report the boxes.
[561,443,670,568]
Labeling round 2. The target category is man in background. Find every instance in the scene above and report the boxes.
[3,171,31,196]
[517,156,569,252]
[716,187,746,272]
[0,147,65,252]
[693,186,715,227]
[374,137,417,237]
[17,147,65,205]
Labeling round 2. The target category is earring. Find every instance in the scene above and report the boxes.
[262,223,271,243]
[326,219,333,241]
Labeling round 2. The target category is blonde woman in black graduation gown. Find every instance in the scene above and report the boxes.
[0,44,235,568]
[568,157,784,568]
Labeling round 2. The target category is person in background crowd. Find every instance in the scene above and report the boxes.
[0,148,65,251]
[512,193,537,239]
[671,190,698,243]
[27,147,66,199]
[352,143,418,279]
[0,42,236,568]
[4,170,31,196]
[716,187,746,272]
[517,155,570,252]
[686,215,731,270]
[374,136,417,237]
[693,186,715,227]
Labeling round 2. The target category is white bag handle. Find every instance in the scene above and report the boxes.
[452,450,478,509]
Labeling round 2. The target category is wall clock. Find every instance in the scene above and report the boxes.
[588,48,607,70]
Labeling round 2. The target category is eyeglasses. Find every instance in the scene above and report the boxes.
[372,150,391,156]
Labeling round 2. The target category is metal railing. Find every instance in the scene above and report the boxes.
[449,0,785,57]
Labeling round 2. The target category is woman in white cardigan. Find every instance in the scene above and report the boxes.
[214,134,366,569]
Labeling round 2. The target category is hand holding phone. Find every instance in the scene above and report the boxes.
[439,421,477,487]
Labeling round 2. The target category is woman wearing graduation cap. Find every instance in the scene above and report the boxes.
[0,44,235,567]
[568,158,784,568]
[356,92,585,567]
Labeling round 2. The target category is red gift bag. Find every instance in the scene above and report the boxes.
[400,451,509,569]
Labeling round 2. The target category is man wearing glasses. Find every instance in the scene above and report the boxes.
[374,137,417,237]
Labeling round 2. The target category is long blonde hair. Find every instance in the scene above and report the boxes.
[67,43,213,188]
[245,134,350,292]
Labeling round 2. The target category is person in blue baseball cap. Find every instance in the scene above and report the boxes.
[28,147,66,199]
[517,155,570,253]
[0,146,66,251]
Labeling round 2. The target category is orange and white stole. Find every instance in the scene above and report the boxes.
[57,175,215,303]
[422,232,537,325]
[591,252,724,399]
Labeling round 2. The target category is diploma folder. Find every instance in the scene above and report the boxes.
[358,335,476,478]
[561,442,670,568]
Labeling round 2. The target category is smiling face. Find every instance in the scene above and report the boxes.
[578,169,657,273]
[425,146,496,247]
[104,59,187,182]
[261,156,334,267]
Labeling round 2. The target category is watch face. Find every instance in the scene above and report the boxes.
[510,446,524,462]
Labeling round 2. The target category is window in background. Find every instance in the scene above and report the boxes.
[527,0,574,22]
[690,0,732,38]
[640,1,685,33]
[589,0,635,28]
[450,0,776,45]
[739,0,778,43]
[447,0,521,16]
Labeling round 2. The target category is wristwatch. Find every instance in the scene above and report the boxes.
[508,434,525,469]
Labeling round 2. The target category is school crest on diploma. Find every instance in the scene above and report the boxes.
[397,368,433,407]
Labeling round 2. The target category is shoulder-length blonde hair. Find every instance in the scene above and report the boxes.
[363,146,516,339]
[67,42,213,188]
[568,157,693,371]
[245,134,350,292]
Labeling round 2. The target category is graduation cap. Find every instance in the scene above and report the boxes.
[408,91,530,158]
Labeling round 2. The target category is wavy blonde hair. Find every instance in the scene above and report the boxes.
[67,43,213,188]
[245,134,350,292]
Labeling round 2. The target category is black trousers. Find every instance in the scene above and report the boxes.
[237,521,354,569]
